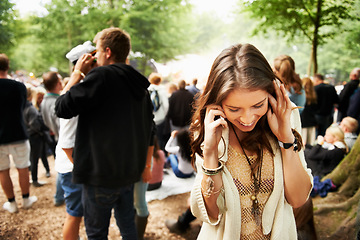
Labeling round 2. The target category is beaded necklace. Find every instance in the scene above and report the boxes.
[231,123,263,225]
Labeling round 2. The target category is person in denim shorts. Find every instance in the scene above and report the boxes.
[55,117,83,239]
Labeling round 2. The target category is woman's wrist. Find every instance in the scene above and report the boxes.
[277,130,294,143]
[203,152,220,168]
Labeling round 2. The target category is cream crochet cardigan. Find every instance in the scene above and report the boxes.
[190,107,313,240]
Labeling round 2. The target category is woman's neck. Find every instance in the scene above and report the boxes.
[229,124,250,154]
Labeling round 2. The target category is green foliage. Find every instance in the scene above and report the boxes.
[190,11,232,54]
[121,0,193,64]
[239,0,358,75]
[0,0,16,52]
[6,0,194,75]
[241,0,355,44]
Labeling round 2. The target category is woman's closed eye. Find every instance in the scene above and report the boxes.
[228,103,264,112]
[253,103,264,109]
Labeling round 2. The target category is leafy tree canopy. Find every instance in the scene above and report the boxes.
[0,0,16,52]
[239,0,359,75]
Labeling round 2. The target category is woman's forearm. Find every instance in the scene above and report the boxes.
[282,149,312,208]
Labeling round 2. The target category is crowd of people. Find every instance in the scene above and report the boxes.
[1,26,360,240]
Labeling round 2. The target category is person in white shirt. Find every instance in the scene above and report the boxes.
[55,116,83,240]
[148,73,169,151]
[165,129,194,178]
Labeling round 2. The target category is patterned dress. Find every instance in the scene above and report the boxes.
[226,145,274,240]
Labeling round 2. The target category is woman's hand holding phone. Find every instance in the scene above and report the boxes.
[203,105,227,167]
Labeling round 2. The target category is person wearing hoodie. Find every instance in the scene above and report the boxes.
[55,27,154,240]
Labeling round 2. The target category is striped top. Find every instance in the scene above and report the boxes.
[226,145,274,240]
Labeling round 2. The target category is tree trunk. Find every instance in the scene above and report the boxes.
[313,136,360,237]
[323,136,360,192]
[309,0,322,75]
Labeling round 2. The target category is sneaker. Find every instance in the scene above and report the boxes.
[3,201,18,213]
[32,181,45,187]
[23,196,38,209]
[54,200,65,207]
[165,219,187,234]
[46,172,51,178]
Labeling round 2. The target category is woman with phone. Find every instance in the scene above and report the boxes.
[190,43,313,239]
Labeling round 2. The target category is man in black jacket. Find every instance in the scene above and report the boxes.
[55,28,154,240]
[313,74,339,137]
[167,80,195,131]
[338,67,360,122]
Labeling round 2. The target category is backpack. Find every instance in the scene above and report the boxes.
[149,89,161,112]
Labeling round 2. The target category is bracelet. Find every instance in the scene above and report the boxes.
[73,69,85,79]
[278,135,299,152]
[145,164,151,168]
[201,161,224,176]
[201,177,224,198]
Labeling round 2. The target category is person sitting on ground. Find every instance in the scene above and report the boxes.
[339,116,358,151]
[165,129,194,178]
[147,137,166,191]
[305,124,348,178]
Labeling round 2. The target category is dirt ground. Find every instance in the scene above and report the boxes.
[0,156,201,240]
[0,155,355,239]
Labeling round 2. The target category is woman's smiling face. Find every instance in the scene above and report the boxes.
[222,88,269,132]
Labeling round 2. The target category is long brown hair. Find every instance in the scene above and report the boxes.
[190,43,279,168]
[273,55,303,93]
[302,77,317,105]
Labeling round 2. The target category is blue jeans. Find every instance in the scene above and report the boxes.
[168,154,193,178]
[134,179,149,217]
[54,173,65,204]
[59,172,83,217]
[82,184,137,240]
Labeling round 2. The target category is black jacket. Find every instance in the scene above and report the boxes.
[55,63,154,188]
[338,79,360,116]
[300,103,318,128]
[167,89,194,127]
[314,83,339,116]
[0,79,28,144]
[305,144,346,177]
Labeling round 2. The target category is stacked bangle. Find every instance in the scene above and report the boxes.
[201,161,224,176]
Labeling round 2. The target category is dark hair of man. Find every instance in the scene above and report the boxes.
[178,80,186,90]
[42,71,59,91]
[93,27,131,63]
[313,73,324,80]
[0,54,10,72]
[148,73,162,85]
